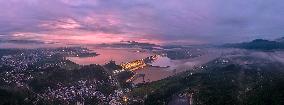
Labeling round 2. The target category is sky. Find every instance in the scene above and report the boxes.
[0,0,284,45]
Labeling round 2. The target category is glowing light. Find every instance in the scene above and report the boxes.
[122,96,128,102]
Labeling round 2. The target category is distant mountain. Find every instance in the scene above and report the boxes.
[0,39,45,44]
[223,38,284,50]
[97,41,161,50]
[120,40,157,47]
[275,37,284,43]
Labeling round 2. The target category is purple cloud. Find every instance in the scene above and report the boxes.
[0,0,283,45]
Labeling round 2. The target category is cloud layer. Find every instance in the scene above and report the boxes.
[0,0,284,45]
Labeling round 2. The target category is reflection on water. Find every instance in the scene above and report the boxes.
[133,66,173,84]
[68,47,222,84]
[150,56,174,68]
[67,48,153,65]
[148,55,199,71]
[133,49,223,84]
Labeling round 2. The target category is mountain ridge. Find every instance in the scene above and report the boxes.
[223,37,284,50]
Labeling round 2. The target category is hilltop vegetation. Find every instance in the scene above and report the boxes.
[223,38,284,50]
[128,56,284,105]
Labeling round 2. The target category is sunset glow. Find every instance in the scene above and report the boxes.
[0,0,283,46]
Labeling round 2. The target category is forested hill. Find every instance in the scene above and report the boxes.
[223,38,284,50]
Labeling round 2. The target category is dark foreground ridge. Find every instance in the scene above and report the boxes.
[128,55,284,105]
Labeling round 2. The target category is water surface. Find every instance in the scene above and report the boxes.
[67,48,153,65]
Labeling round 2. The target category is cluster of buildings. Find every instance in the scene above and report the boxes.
[2,71,33,87]
[120,59,146,71]
[0,52,42,71]
[0,47,98,72]
[42,80,101,103]
[120,55,158,71]
[0,47,127,104]
[40,79,125,105]
[0,48,85,89]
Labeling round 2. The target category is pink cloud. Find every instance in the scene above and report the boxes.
[39,18,81,30]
